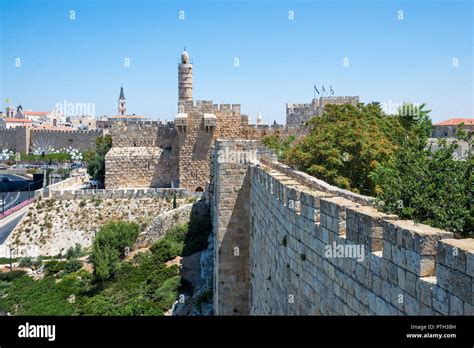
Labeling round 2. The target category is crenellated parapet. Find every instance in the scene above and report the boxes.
[286,96,360,126]
[211,141,474,316]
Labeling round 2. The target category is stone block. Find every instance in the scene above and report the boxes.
[437,263,473,303]
[467,250,474,278]
[405,271,417,297]
[392,287,404,311]
[419,303,434,315]
[439,238,474,275]
[397,267,406,290]
[449,295,464,315]
[405,250,435,276]
[380,258,390,280]
[416,276,436,307]
[432,286,449,315]
[464,302,474,315]
[403,293,420,315]
[392,245,406,269]
[388,261,398,285]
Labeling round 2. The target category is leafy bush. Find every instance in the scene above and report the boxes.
[90,221,140,281]
[45,260,67,275]
[0,275,76,315]
[372,128,472,236]
[276,103,404,195]
[150,238,183,262]
[65,243,85,260]
[18,257,33,268]
[0,257,19,265]
[85,134,112,184]
[63,260,83,275]
[0,270,27,281]
[154,276,180,310]
[0,280,11,296]
[263,102,472,236]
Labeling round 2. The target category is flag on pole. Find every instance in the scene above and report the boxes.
[330,85,334,95]
[314,84,320,95]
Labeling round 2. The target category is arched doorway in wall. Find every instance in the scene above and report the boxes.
[195,186,204,192]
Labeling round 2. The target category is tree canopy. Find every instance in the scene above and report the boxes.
[262,102,472,236]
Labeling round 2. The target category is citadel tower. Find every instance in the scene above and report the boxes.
[178,49,193,103]
[118,86,126,116]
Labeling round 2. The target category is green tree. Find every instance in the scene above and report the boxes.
[284,103,404,195]
[371,124,472,236]
[65,243,84,260]
[84,134,112,184]
[261,134,296,161]
[90,221,140,281]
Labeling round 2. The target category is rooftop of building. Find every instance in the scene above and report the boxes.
[434,118,473,126]
[3,118,33,123]
[24,111,49,116]
[108,115,148,119]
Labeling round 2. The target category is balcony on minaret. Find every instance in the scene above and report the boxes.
[175,112,188,132]
[203,113,216,132]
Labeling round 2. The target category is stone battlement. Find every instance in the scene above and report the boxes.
[180,100,242,115]
[45,187,191,200]
[31,129,103,135]
[211,140,474,316]
[286,96,360,126]
[0,127,102,153]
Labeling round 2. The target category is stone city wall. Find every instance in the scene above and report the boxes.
[0,127,30,153]
[211,140,474,315]
[109,121,176,147]
[177,100,248,192]
[44,187,191,200]
[105,146,179,189]
[0,127,101,154]
[30,129,102,153]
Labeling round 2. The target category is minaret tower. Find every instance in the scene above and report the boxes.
[178,48,193,103]
[118,86,126,116]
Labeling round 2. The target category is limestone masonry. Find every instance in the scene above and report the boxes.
[0,126,102,154]
[211,140,474,315]
[105,50,289,191]
[286,96,359,126]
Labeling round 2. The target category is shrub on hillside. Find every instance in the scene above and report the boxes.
[63,260,83,275]
[0,270,27,282]
[90,221,140,281]
[45,260,67,276]
[17,257,33,268]
[65,243,85,260]
[154,275,181,310]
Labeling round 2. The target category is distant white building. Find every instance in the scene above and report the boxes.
[0,117,32,129]
[427,138,471,160]
[66,115,98,130]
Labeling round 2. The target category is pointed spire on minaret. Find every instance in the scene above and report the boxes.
[118,86,126,116]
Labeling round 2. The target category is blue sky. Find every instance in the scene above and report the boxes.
[0,0,472,124]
